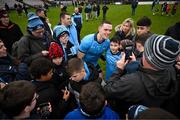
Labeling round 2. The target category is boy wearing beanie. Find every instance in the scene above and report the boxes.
[48,42,69,91]
[103,34,180,118]
[53,25,78,63]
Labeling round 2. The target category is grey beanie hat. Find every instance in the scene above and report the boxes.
[144,34,180,70]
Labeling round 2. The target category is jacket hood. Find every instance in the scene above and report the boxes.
[139,66,178,99]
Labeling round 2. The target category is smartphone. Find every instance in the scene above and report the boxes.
[125,45,133,60]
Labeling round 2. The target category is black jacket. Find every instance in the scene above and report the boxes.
[104,65,177,116]
[32,80,69,118]
[0,21,23,54]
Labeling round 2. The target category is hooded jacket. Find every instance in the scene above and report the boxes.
[17,32,52,65]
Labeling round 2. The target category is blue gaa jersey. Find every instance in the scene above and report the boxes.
[105,49,121,80]
[79,33,110,67]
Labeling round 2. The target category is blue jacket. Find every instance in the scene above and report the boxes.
[65,106,120,119]
[66,24,79,51]
[72,13,83,27]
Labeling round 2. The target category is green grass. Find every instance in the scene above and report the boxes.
[8,4,180,77]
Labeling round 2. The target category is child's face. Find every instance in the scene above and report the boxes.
[52,57,62,65]
[59,33,69,45]
[70,69,86,82]
[137,26,150,36]
[0,41,7,57]
[42,69,53,81]
[136,42,144,52]
[110,42,120,54]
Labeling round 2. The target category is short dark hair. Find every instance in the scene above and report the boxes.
[79,82,106,117]
[110,36,120,44]
[0,80,36,117]
[135,32,152,46]
[36,7,45,14]
[60,12,70,19]
[137,16,152,27]
[99,20,112,27]
[67,57,84,76]
[29,57,52,79]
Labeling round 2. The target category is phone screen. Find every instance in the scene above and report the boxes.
[125,45,133,60]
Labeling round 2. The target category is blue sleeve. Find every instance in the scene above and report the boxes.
[79,35,93,53]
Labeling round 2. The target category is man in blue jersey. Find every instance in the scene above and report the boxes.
[78,21,112,79]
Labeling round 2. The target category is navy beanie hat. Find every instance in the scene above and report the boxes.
[144,34,180,70]
[27,12,44,31]
[53,25,69,40]
[128,105,149,119]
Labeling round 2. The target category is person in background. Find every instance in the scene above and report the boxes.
[131,0,138,16]
[0,9,23,54]
[71,7,83,44]
[102,4,108,20]
[36,8,52,37]
[4,3,9,12]
[171,2,178,16]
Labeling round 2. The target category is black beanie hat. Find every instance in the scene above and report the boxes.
[144,34,180,70]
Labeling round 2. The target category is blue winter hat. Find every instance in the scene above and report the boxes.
[27,12,44,31]
[53,25,69,40]
[128,105,149,119]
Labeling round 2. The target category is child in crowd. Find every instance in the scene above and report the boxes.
[136,16,152,36]
[29,57,70,119]
[53,25,78,63]
[66,58,101,103]
[48,42,69,90]
[65,82,120,119]
[0,80,37,119]
[105,37,121,80]
[135,33,152,60]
